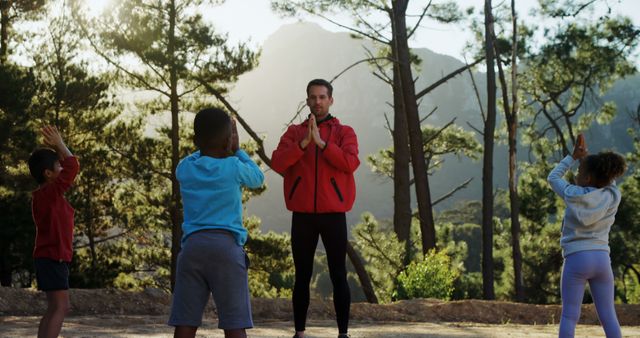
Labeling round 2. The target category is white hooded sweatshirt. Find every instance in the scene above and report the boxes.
[547,155,621,258]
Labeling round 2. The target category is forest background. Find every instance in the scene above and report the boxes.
[1,0,640,306]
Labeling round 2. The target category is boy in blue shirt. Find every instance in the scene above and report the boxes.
[168,108,264,338]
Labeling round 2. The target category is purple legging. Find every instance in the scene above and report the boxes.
[559,250,621,338]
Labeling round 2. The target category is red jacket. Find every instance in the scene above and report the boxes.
[271,116,359,213]
[32,156,79,262]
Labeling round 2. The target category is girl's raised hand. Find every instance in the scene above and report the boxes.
[572,134,588,160]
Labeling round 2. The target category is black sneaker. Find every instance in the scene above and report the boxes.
[338,334,350,338]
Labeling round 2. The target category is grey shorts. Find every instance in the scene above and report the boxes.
[168,229,253,329]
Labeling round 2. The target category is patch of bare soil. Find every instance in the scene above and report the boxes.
[2,287,640,326]
[4,317,640,337]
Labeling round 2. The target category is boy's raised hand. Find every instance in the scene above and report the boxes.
[572,134,588,160]
[42,126,64,148]
[42,125,73,158]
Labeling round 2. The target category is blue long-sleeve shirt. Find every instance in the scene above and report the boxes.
[547,155,621,257]
[177,150,264,245]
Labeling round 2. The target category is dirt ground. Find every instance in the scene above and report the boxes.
[3,316,640,337]
[2,288,640,337]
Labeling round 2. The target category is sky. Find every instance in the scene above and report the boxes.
[81,0,640,64]
[204,0,640,63]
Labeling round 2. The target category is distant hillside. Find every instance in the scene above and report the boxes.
[230,22,640,233]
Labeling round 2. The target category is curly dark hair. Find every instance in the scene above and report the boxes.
[582,151,627,188]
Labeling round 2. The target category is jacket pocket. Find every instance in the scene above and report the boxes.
[330,177,344,202]
[289,176,302,200]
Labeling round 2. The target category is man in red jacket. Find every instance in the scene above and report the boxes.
[271,79,359,338]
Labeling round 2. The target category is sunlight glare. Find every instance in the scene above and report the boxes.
[85,0,112,19]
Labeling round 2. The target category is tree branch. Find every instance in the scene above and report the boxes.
[540,105,569,155]
[420,106,438,124]
[289,55,391,127]
[195,78,272,168]
[467,122,483,136]
[372,71,392,85]
[423,117,456,146]
[108,144,172,181]
[416,57,484,100]
[72,11,171,97]
[284,101,309,128]
[465,56,486,122]
[363,45,393,84]
[306,9,389,44]
[178,84,203,98]
[75,230,131,248]
[329,56,389,84]
[384,112,393,137]
[354,11,389,42]
[432,177,473,206]
[407,0,432,39]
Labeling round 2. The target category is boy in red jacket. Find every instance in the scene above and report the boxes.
[28,126,79,338]
[271,79,359,338]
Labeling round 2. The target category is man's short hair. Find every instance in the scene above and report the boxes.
[306,79,333,97]
[193,108,231,149]
[28,148,59,184]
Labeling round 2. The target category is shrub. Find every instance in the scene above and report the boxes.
[395,249,459,300]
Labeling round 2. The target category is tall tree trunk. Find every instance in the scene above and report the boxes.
[0,1,8,64]
[392,0,435,253]
[495,28,524,302]
[507,105,523,301]
[346,241,378,303]
[391,45,413,263]
[168,0,182,291]
[508,0,524,302]
[482,0,496,300]
[494,0,523,302]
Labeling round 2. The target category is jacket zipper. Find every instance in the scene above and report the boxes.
[314,145,318,212]
[330,177,344,202]
[289,176,302,200]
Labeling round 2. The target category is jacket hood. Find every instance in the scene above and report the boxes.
[565,185,620,227]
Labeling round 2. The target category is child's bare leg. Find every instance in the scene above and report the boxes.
[37,314,49,337]
[224,329,247,338]
[174,325,197,338]
[37,290,70,338]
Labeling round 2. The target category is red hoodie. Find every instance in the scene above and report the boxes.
[32,156,79,262]
[271,116,359,213]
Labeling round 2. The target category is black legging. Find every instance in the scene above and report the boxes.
[291,212,351,334]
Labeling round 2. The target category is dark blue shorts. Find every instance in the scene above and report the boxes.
[34,258,70,291]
